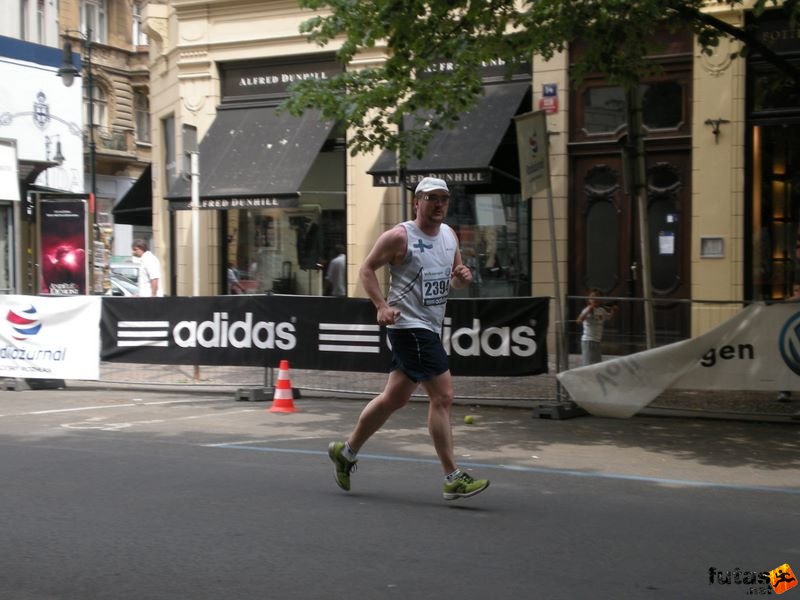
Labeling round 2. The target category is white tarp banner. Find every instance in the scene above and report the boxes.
[557,302,800,418]
[0,295,101,380]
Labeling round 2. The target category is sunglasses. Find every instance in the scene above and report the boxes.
[422,194,451,204]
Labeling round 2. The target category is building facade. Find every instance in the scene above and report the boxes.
[0,0,153,296]
[58,0,153,263]
[0,1,81,295]
[144,0,798,352]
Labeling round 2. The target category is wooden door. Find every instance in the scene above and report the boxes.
[569,149,691,353]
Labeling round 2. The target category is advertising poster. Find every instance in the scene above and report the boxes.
[513,110,550,200]
[0,295,101,380]
[38,198,89,296]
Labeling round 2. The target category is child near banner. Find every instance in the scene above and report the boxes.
[577,289,618,366]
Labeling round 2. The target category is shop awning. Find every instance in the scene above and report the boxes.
[166,105,335,210]
[113,165,152,226]
[18,159,58,186]
[368,81,531,187]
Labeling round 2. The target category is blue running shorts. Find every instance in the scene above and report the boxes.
[387,328,449,383]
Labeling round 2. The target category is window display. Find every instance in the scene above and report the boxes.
[446,192,529,298]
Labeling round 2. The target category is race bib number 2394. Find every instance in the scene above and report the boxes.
[422,268,450,306]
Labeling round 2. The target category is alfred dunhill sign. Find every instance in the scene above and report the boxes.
[220,54,343,102]
[750,10,800,56]
[421,57,531,81]
[198,195,299,210]
[372,170,491,188]
[171,195,300,210]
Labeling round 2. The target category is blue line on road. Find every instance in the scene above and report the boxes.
[210,443,800,496]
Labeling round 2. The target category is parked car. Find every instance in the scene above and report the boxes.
[106,274,139,297]
[110,262,141,284]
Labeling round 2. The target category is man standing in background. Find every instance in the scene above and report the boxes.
[325,244,346,297]
[132,239,163,297]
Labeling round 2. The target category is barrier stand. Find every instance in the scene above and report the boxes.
[531,319,587,419]
[235,360,301,403]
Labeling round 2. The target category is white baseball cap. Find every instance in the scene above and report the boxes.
[415,177,449,194]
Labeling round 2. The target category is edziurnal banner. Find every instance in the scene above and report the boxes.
[0,295,101,380]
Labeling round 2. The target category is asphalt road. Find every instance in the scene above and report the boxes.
[0,388,798,600]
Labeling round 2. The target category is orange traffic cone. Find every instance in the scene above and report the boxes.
[269,360,298,413]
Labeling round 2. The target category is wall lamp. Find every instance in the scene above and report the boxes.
[704,118,730,143]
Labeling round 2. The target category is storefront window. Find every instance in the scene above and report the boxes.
[581,82,684,135]
[446,193,529,298]
[225,206,345,295]
[752,69,800,114]
[0,205,12,293]
[647,163,681,292]
[749,124,800,300]
[223,140,346,296]
[585,199,618,293]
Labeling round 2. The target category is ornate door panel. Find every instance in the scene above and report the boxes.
[570,149,691,353]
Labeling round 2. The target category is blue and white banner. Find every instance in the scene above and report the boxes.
[558,302,800,418]
[0,295,101,380]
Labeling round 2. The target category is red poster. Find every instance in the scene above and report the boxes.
[38,198,89,296]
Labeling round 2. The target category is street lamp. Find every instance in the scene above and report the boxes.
[57,27,97,203]
[57,27,99,293]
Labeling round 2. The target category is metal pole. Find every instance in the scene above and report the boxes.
[190,151,200,297]
[625,87,656,349]
[397,117,407,222]
[86,28,96,206]
[545,185,567,374]
[86,27,98,293]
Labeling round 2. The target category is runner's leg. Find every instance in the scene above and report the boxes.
[348,369,417,452]
[421,370,457,474]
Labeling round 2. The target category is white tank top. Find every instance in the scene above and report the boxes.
[387,221,458,333]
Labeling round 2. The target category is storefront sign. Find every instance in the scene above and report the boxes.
[220,54,343,101]
[372,170,491,188]
[753,12,800,55]
[421,57,532,81]
[172,195,300,210]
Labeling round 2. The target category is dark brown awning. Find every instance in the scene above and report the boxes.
[113,165,151,226]
[166,105,335,210]
[368,81,531,187]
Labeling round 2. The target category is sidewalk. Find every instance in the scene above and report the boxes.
[49,360,800,423]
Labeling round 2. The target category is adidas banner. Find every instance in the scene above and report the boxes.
[100,295,549,376]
